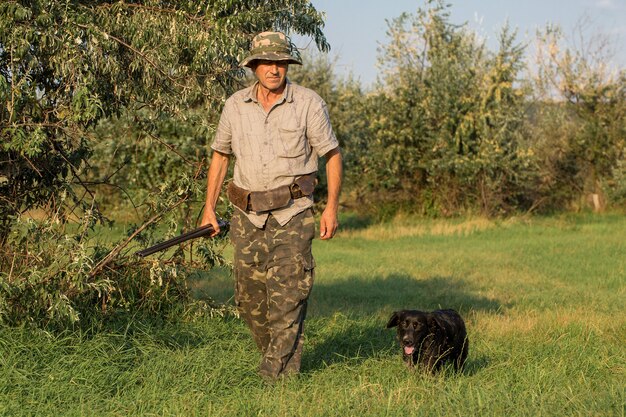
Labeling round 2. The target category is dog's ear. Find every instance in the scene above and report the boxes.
[427,315,442,332]
[386,311,402,328]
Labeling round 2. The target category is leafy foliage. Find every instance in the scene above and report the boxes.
[531,25,626,210]
[0,0,329,326]
[0,212,200,325]
[353,1,535,216]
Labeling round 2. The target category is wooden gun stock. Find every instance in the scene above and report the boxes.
[136,220,229,258]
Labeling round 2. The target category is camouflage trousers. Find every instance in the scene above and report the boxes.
[230,208,316,379]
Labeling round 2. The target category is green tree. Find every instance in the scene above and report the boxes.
[0,0,329,326]
[365,0,534,216]
[531,25,626,211]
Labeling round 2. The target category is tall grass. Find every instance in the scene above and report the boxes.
[1,214,624,416]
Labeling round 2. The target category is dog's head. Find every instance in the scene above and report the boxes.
[386,310,438,356]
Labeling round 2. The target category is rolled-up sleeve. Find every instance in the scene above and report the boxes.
[307,99,339,157]
[210,100,233,155]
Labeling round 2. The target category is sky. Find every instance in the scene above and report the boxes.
[299,0,626,87]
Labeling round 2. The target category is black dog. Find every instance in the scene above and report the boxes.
[386,309,468,372]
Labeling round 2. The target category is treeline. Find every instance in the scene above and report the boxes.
[289,6,626,218]
[1,0,624,326]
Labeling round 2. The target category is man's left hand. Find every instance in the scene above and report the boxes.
[319,208,339,240]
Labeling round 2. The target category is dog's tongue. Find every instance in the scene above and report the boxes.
[404,346,415,355]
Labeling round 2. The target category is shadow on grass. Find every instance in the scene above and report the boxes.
[71,309,244,352]
[311,273,503,317]
[302,273,502,374]
[302,319,395,373]
[462,355,490,376]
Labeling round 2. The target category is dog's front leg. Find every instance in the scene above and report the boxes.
[422,356,440,374]
[419,345,441,374]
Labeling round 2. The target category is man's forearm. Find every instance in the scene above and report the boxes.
[325,147,343,212]
[201,151,230,233]
[319,147,342,240]
[205,151,230,211]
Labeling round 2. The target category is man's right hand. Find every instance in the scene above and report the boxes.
[200,209,221,237]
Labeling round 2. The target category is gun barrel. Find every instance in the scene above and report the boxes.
[136,220,228,258]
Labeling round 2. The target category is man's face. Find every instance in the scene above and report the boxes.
[253,60,288,92]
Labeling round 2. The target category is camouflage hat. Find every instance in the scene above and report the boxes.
[240,31,302,68]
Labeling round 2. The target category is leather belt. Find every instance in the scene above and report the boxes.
[227,172,317,213]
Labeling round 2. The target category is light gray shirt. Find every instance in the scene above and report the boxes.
[211,80,339,228]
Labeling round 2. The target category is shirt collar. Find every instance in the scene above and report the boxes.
[243,79,294,104]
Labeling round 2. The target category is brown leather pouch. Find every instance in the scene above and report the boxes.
[249,186,292,212]
[292,173,318,197]
[227,182,251,212]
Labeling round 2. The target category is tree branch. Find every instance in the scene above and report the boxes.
[75,23,189,94]
[89,196,188,279]
[144,130,196,166]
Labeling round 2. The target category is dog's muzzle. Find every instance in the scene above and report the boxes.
[402,338,415,355]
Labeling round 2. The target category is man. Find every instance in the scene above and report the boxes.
[200,31,342,380]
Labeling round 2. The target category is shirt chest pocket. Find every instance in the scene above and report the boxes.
[275,126,307,158]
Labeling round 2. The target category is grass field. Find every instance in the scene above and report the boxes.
[1,213,625,416]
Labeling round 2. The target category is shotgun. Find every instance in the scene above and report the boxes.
[136,219,229,258]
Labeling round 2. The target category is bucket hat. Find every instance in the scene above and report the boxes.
[240,31,302,68]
